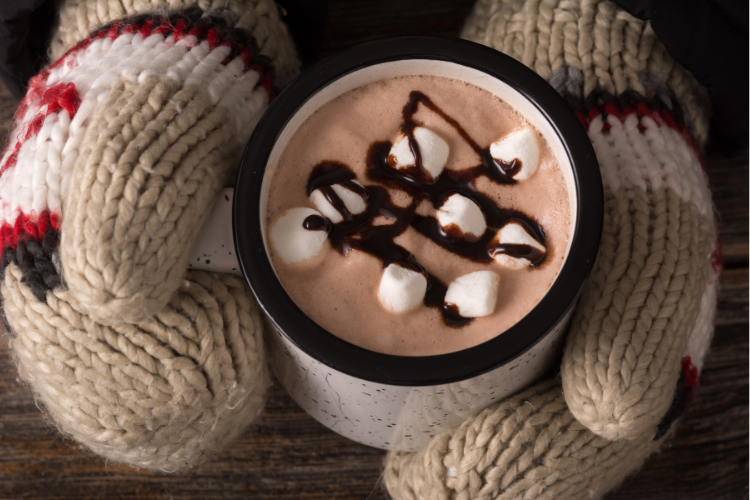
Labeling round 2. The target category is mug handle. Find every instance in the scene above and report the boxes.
[188,188,242,276]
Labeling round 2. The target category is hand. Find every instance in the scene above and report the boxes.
[385,1,719,498]
[0,4,298,471]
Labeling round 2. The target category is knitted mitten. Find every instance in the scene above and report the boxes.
[385,380,664,500]
[0,1,298,471]
[384,0,720,498]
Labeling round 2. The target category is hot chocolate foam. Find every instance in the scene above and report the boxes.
[265,75,571,355]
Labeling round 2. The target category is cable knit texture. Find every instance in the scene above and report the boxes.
[562,186,711,439]
[0,4,299,470]
[384,1,719,498]
[50,9,276,325]
[384,379,664,500]
[461,0,717,441]
[3,266,267,471]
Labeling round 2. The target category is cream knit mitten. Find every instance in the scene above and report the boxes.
[0,1,298,471]
[384,0,720,498]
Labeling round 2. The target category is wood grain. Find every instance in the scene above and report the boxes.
[0,1,748,498]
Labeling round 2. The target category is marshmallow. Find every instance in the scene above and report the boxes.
[491,222,546,270]
[310,181,368,224]
[489,127,540,180]
[378,263,427,314]
[389,127,449,181]
[444,271,499,318]
[269,207,330,265]
[436,193,487,241]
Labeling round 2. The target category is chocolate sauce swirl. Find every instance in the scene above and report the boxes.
[304,91,547,327]
[306,162,370,222]
[387,91,523,184]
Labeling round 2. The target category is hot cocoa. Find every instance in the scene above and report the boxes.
[264,75,571,356]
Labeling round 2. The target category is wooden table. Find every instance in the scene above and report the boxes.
[1,1,747,498]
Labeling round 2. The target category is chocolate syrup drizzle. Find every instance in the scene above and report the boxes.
[303,91,547,327]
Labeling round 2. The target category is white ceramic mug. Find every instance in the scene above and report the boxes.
[190,36,602,452]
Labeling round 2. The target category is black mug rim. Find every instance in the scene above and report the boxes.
[235,35,603,387]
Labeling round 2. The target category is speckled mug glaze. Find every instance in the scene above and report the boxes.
[234,37,602,451]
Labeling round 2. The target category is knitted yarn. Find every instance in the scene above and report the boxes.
[462,0,717,441]
[385,1,719,497]
[0,6,298,470]
[561,186,712,440]
[384,379,665,500]
[49,0,300,86]
[461,0,711,145]
[45,9,277,325]
[2,266,267,471]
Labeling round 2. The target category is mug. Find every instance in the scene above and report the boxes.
[189,36,602,451]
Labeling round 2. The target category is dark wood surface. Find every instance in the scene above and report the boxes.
[1,1,747,498]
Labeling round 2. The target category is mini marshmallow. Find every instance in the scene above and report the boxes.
[269,207,330,265]
[444,271,499,318]
[436,193,487,241]
[378,263,427,314]
[389,127,449,181]
[489,127,540,180]
[491,222,546,270]
[310,181,368,224]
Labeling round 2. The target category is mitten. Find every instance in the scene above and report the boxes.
[385,380,664,500]
[0,1,298,471]
[384,0,720,498]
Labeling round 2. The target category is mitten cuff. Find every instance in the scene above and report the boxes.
[49,0,300,86]
[462,0,711,146]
